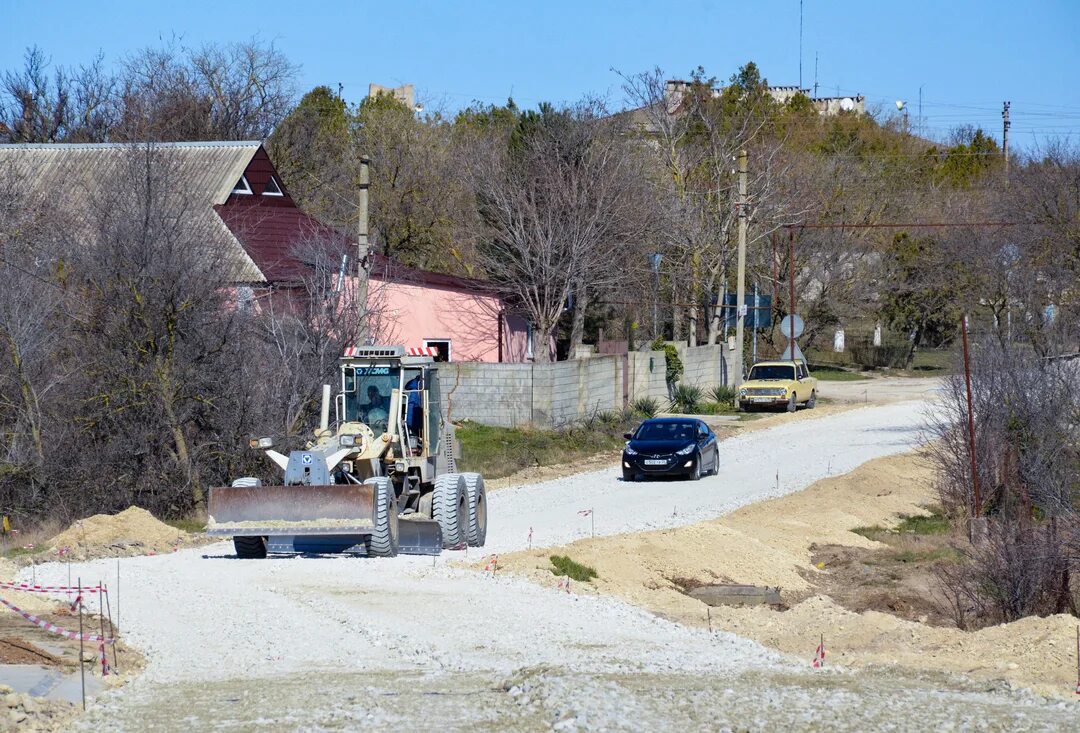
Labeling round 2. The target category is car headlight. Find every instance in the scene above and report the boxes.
[624,445,637,456]
[739,389,747,397]
[675,444,695,456]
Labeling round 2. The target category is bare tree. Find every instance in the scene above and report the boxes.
[468,103,656,362]
[116,38,298,141]
[1,46,119,143]
[619,66,800,346]
[926,340,1079,626]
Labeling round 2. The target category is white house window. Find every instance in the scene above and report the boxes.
[263,176,284,196]
[424,339,451,363]
[232,175,253,195]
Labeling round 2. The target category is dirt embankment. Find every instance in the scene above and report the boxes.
[495,452,1080,700]
[45,507,207,561]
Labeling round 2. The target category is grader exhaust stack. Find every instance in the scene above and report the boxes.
[206,345,487,558]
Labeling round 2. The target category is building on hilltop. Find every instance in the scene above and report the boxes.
[662,79,865,116]
[624,79,866,134]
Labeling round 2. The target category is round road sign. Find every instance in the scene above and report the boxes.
[778,314,805,338]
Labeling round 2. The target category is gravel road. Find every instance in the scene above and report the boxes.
[27,401,1079,731]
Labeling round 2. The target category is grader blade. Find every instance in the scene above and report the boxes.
[397,517,443,555]
[206,484,376,536]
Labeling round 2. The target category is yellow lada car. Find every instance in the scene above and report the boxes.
[737,360,818,412]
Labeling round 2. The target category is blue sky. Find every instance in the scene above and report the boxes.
[3,0,1078,149]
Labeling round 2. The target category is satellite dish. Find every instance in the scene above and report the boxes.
[840,97,855,112]
[778,314,805,338]
[895,100,906,111]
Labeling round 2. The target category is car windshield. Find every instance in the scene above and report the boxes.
[635,422,695,441]
[343,365,401,437]
[748,365,796,381]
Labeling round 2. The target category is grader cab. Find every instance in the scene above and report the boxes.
[206,346,487,557]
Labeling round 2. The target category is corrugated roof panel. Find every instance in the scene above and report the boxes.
[0,142,265,282]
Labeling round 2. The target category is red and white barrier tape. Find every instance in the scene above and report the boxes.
[0,580,101,594]
[557,577,571,593]
[483,554,499,573]
[812,641,826,668]
[0,597,113,643]
[99,642,110,676]
[577,509,592,517]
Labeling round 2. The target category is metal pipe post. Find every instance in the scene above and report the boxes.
[78,578,85,710]
[789,230,796,358]
[961,314,981,516]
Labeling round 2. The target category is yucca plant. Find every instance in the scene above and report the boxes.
[710,384,738,404]
[630,396,660,418]
[671,383,703,414]
[596,410,622,427]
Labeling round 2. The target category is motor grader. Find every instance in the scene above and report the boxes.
[206,345,487,558]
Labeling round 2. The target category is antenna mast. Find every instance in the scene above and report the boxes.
[799,0,804,89]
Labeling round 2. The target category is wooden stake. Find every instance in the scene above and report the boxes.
[104,585,118,672]
[77,577,85,710]
[97,584,107,673]
[707,607,713,633]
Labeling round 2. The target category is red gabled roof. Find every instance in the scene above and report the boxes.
[216,144,499,295]
[367,252,495,294]
[217,205,500,297]
[215,203,348,284]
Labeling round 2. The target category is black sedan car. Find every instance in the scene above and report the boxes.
[621,417,719,481]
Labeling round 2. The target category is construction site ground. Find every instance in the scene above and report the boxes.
[495,450,1080,702]
[15,383,1078,731]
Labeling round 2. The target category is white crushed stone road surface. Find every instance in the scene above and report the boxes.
[28,401,1080,731]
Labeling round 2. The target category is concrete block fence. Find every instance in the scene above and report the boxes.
[440,344,733,428]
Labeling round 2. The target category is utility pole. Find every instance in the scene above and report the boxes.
[734,149,748,387]
[1002,101,1011,183]
[356,156,372,343]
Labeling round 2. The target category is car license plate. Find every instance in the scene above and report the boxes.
[752,397,773,402]
[644,459,667,466]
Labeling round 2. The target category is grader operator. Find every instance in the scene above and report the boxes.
[205,346,487,558]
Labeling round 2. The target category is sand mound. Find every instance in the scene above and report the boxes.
[49,507,191,560]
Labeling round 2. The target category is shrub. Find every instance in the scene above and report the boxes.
[631,396,660,418]
[595,410,623,428]
[709,384,738,404]
[671,383,703,414]
[550,555,598,582]
[651,337,683,386]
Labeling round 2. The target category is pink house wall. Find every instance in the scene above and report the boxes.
[366,276,531,363]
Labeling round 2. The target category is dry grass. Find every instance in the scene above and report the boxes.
[1,518,64,561]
